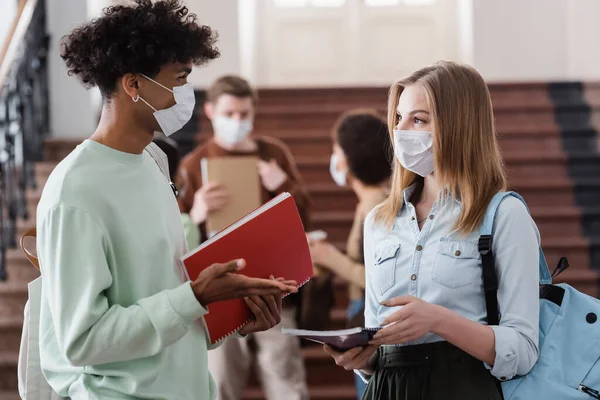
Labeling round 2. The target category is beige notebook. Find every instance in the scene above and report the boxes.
[201,156,262,237]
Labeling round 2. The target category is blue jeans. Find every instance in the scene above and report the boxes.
[347,298,367,400]
[354,373,367,400]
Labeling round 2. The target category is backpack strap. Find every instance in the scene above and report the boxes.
[478,191,552,325]
[145,141,179,197]
[144,142,171,181]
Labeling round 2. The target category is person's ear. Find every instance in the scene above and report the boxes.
[121,73,140,101]
[204,102,214,119]
[336,154,348,173]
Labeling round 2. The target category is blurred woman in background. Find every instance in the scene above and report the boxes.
[309,109,391,399]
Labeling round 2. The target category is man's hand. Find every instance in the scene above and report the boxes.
[323,344,378,372]
[239,276,285,335]
[258,159,288,192]
[189,182,229,224]
[191,259,298,306]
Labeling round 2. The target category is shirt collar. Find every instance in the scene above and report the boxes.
[400,183,461,212]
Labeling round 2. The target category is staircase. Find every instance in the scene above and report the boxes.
[2,83,600,399]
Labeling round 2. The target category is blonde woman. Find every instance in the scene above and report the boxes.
[324,61,540,399]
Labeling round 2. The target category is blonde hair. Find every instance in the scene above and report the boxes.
[374,61,507,234]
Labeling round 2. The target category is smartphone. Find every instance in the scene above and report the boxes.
[307,230,328,242]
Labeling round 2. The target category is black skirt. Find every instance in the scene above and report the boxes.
[362,341,503,400]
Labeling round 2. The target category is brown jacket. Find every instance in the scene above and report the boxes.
[177,136,311,242]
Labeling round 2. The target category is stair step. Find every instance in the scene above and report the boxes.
[251,83,552,111]
[203,127,598,158]
[0,391,20,400]
[39,136,600,181]
[294,154,600,184]
[246,346,354,388]
[0,317,23,353]
[0,352,19,391]
[306,179,582,212]
[0,284,27,318]
[5,248,40,283]
[243,385,357,400]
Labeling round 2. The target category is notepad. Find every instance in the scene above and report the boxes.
[181,193,313,344]
[200,156,262,237]
[282,327,382,351]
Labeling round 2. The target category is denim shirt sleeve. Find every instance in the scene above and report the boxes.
[354,210,381,383]
[363,210,381,329]
[485,197,540,380]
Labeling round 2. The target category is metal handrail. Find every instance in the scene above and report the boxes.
[0,0,48,281]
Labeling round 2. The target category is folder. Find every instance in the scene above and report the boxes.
[282,327,382,351]
[181,193,313,344]
[201,156,262,237]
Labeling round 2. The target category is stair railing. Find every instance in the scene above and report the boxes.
[0,0,49,281]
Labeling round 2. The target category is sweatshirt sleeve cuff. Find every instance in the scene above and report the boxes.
[485,325,519,381]
[166,282,208,326]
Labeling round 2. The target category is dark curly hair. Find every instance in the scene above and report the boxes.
[60,0,220,98]
[333,109,392,186]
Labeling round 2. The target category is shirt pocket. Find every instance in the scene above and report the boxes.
[431,239,481,289]
[372,241,401,296]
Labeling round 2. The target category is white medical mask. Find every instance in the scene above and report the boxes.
[134,74,195,137]
[393,130,434,177]
[212,116,253,146]
[329,153,347,186]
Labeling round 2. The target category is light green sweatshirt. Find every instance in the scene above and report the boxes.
[36,140,231,400]
[181,213,200,251]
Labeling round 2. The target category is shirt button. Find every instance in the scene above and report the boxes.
[429,215,434,220]
[416,245,423,251]
[455,250,461,257]
[500,376,507,381]
[411,274,417,281]
[411,216,415,221]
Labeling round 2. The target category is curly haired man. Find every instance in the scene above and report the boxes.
[35,2,297,399]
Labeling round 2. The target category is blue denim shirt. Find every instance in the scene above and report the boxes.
[363,186,540,380]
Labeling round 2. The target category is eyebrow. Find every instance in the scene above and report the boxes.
[396,109,430,115]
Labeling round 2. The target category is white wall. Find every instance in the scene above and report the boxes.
[247,0,461,87]
[240,0,600,84]
[40,0,600,138]
[185,0,241,88]
[565,0,600,81]
[46,0,97,138]
[0,0,19,55]
[469,0,600,82]
[471,0,568,81]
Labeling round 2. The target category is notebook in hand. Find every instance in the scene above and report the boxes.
[282,327,382,351]
[200,156,262,237]
[181,192,313,344]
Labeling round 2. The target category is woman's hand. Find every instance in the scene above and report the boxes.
[370,295,443,345]
[309,241,339,267]
[323,344,379,372]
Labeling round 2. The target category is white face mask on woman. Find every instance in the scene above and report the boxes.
[393,130,434,177]
[134,74,195,137]
[329,153,347,186]
[211,116,253,146]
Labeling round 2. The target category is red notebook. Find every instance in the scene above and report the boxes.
[180,192,313,344]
